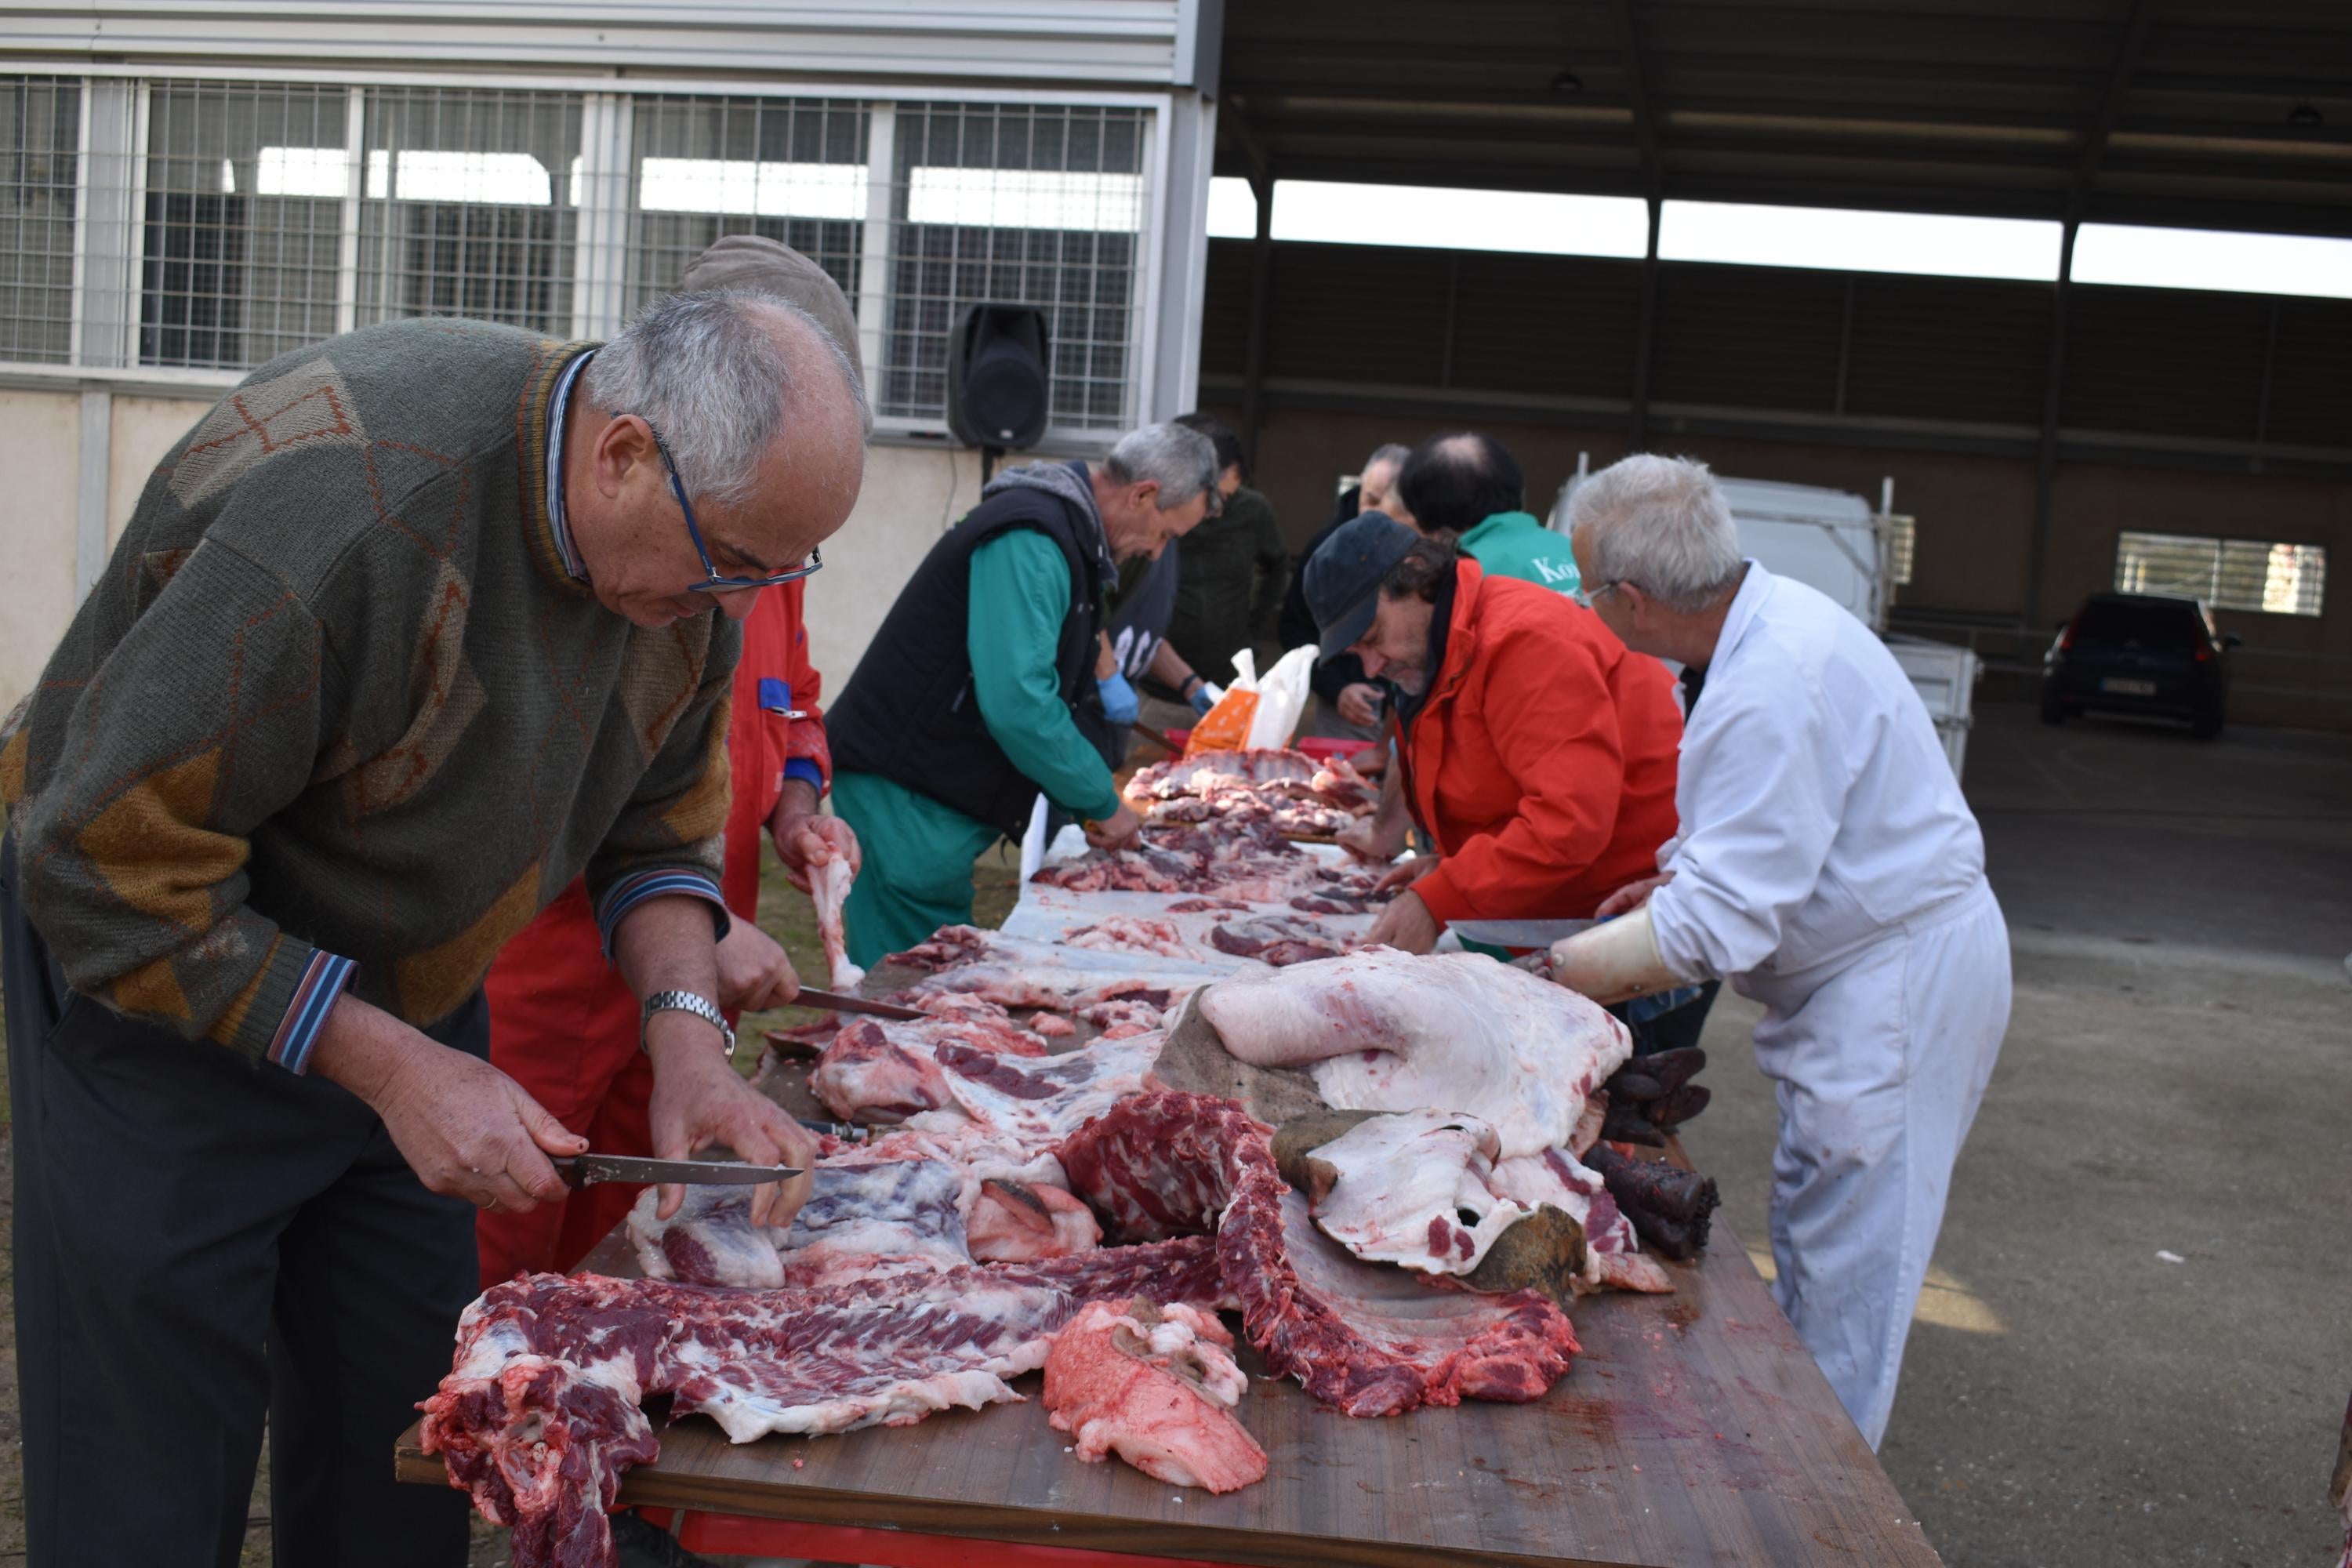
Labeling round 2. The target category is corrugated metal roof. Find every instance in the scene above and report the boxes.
[1220,0,2352,238]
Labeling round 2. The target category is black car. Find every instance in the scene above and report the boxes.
[2042,592,2238,738]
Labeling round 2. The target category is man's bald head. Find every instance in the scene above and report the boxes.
[568,289,866,628]
[1397,430,1525,538]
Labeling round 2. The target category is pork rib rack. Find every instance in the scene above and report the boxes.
[1058,1090,1581,1417]
[423,1240,1229,1568]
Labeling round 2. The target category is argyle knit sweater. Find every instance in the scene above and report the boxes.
[0,318,738,1074]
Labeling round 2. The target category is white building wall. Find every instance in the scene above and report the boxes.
[0,390,84,712]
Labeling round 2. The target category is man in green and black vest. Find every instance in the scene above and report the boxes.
[826,424,1219,962]
[0,291,866,1567]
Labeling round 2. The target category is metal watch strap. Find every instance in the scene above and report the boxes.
[641,989,736,1060]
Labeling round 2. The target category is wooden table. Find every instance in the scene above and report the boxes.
[397,1210,1938,1567]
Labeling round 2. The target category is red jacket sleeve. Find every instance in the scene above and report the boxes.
[1410,624,1626,926]
[774,580,831,795]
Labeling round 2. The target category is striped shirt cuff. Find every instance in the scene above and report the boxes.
[596,868,731,960]
[782,757,826,793]
[266,949,357,1076]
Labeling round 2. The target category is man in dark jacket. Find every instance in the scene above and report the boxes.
[826,424,1218,961]
[1279,441,1411,738]
[1160,413,1288,690]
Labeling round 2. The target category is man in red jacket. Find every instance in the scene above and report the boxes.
[477,236,862,1285]
[1305,513,1682,953]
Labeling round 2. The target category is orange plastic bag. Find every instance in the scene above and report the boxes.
[1185,688,1260,753]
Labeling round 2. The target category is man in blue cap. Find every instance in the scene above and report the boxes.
[1301,512,1682,954]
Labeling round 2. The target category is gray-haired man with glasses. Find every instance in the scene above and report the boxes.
[0,286,865,1566]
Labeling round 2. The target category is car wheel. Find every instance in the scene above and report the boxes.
[2192,705,2224,740]
[2039,692,2066,725]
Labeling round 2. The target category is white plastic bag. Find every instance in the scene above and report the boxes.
[1243,644,1317,751]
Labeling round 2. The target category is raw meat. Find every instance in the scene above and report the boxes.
[628,1157,971,1290]
[1126,747,1377,815]
[887,927,1240,1013]
[1058,1091,1582,1416]
[810,855,865,993]
[1301,1112,1532,1276]
[1200,949,1632,1160]
[1077,995,1168,1033]
[425,1247,1240,1568]
[808,1012,1046,1124]
[967,1178,1102,1263]
[422,1270,1059,1568]
[1044,1298,1266,1493]
[935,1028,1166,1147]
[992,1233,1234,1312]
[1208,914,1351,967]
[1488,1148,1675,1295]
[1064,916,1192,959]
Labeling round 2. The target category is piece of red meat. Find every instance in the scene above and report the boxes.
[1209,915,1349,967]
[967,1178,1102,1263]
[424,1248,1238,1568]
[1044,1297,1267,1493]
[1057,1091,1581,1417]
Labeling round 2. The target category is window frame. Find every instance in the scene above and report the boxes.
[0,65,1174,446]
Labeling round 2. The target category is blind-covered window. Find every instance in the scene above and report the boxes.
[1,75,81,364]
[2114,529,2325,617]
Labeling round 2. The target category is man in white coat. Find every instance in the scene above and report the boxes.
[1548,454,2009,1449]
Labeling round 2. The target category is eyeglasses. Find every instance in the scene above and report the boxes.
[1572,579,1628,609]
[633,416,824,593]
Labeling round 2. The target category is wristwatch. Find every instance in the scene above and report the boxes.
[641,989,736,1060]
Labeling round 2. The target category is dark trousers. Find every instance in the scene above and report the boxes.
[2,833,480,1568]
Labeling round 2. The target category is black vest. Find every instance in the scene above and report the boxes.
[829,483,1110,839]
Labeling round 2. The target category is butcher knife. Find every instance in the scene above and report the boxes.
[551,1154,804,1189]
[789,987,927,1021]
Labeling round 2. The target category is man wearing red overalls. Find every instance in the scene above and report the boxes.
[476,236,865,1285]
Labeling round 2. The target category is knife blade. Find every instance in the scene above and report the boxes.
[552,1154,804,1189]
[791,987,927,1021]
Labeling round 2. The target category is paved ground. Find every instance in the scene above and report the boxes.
[1680,700,2352,1567]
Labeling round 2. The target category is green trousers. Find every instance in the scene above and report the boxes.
[830,771,1004,965]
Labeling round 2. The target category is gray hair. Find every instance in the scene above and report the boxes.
[583,289,870,506]
[1566,454,1745,612]
[1103,422,1219,510]
[1365,442,1411,477]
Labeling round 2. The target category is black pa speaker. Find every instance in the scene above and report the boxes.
[946,303,1052,450]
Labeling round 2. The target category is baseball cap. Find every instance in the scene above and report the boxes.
[1304,512,1418,660]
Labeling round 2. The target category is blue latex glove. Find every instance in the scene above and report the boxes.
[1098,672,1140,727]
[1189,678,1224,717]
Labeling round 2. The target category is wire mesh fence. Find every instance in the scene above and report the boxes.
[0,73,1156,436]
[0,75,81,364]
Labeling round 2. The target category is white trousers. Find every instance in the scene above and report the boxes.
[1737,879,2011,1450]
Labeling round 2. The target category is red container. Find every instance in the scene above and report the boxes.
[1160,728,1377,764]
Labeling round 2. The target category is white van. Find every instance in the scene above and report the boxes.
[1550,470,1979,779]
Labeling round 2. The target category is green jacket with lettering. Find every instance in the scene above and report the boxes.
[1457,511,1581,595]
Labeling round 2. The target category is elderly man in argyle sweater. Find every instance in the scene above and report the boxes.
[0,290,866,1568]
